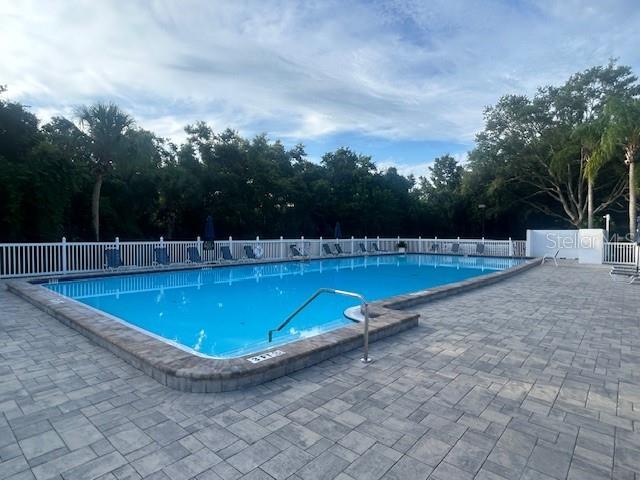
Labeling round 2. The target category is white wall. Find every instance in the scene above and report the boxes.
[526,229,605,264]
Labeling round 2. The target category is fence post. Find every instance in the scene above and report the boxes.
[319,236,323,256]
[229,236,233,257]
[280,236,284,259]
[61,237,67,274]
[508,237,513,257]
[376,235,380,249]
[196,236,201,255]
[364,235,367,252]
[419,235,422,253]
[301,235,305,256]
[351,236,354,254]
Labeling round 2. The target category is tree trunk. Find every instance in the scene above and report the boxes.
[629,159,636,241]
[92,173,103,241]
[587,177,594,229]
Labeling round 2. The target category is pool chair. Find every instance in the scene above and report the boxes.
[542,249,559,267]
[244,245,257,260]
[610,263,640,283]
[290,245,309,259]
[187,246,203,263]
[104,248,124,270]
[358,243,369,254]
[476,243,485,256]
[334,243,345,255]
[429,243,440,253]
[322,243,337,256]
[153,247,171,266]
[220,245,235,262]
[450,243,461,255]
[370,243,387,253]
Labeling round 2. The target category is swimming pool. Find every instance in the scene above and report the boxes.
[44,254,524,358]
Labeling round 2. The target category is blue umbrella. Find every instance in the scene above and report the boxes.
[204,216,215,250]
[334,222,342,239]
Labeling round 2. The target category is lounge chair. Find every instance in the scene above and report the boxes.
[542,249,559,267]
[476,243,485,256]
[104,248,124,269]
[358,243,368,254]
[334,243,344,255]
[450,243,461,255]
[244,245,256,260]
[289,245,308,259]
[370,243,387,253]
[187,247,203,263]
[220,245,234,261]
[153,247,171,266]
[322,243,337,256]
[429,243,440,253]
[610,264,639,283]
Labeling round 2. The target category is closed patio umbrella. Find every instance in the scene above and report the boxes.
[334,222,342,239]
[204,215,215,250]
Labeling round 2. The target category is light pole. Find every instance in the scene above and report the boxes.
[602,214,610,240]
[478,204,486,238]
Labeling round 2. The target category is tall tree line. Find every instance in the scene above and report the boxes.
[1,62,639,243]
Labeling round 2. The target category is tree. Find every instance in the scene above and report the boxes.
[574,120,625,228]
[417,155,465,235]
[600,97,640,238]
[418,154,463,197]
[469,94,592,227]
[468,62,638,228]
[0,87,41,240]
[76,103,133,240]
[2,62,639,243]
[554,62,639,227]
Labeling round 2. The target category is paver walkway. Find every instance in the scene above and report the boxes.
[1,264,639,480]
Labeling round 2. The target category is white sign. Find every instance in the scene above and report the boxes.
[247,350,285,364]
[526,229,605,264]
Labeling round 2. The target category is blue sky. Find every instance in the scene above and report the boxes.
[2,0,639,177]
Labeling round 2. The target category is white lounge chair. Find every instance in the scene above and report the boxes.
[542,249,559,267]
[610,264,639,283]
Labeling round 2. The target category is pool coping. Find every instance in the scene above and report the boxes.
[5,255,541,392]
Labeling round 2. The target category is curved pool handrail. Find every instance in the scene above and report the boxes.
[267,287,372,363]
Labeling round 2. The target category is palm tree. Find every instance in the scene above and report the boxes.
[76,103,133,241]
[576,121,604,228]
[600,97,640,239]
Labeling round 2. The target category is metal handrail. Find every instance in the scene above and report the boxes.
[267,287,372,363]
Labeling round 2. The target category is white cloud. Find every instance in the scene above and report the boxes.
[378,160,434,179]
[378,151,468,179]
[1,0,639,157]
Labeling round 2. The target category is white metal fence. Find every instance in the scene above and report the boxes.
[603,242,637,265]
[0,236,526,278]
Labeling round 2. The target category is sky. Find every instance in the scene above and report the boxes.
[2,0,640,178]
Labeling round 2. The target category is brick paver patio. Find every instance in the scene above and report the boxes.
[1,264,639,479]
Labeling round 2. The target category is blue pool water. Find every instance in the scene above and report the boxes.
[44,254,523,358]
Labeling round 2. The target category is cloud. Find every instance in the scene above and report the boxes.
[378,151,468,179]
[2,0,639,163]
